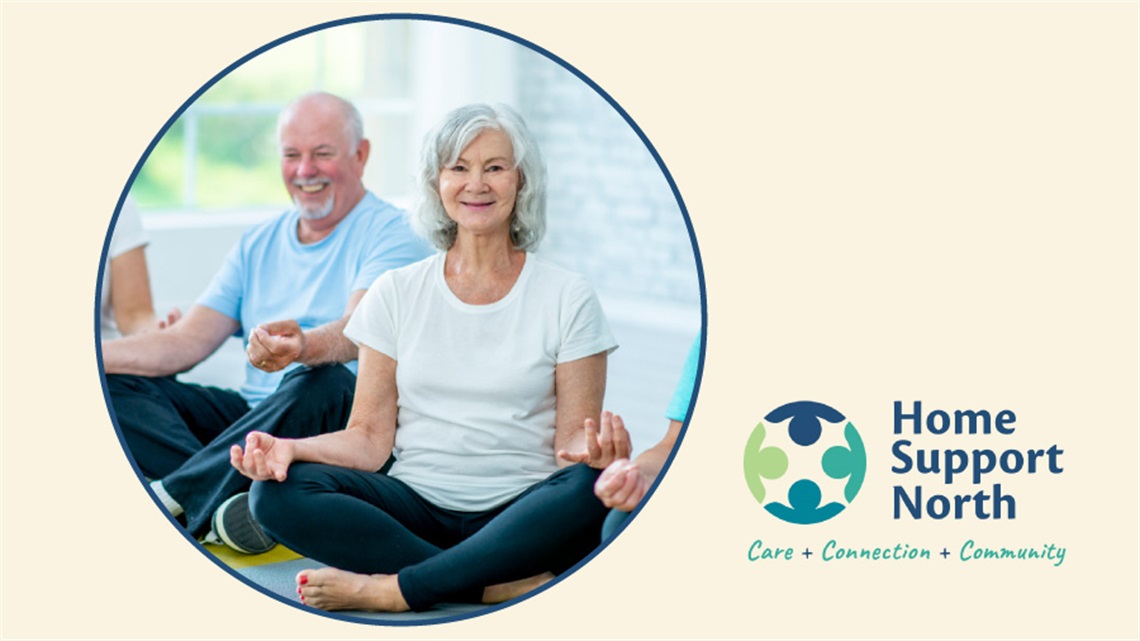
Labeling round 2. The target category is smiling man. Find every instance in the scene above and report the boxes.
[102,92,431,554]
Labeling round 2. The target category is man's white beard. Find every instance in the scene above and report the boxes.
[296,193,335,221]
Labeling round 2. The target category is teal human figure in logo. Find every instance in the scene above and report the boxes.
[742,421,789,504]
[764,479,845,524]
[821,422,866,502]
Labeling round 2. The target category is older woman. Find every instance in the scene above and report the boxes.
[231,103,627,612]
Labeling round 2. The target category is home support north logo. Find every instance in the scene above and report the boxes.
[742,400,1068,568]
[743,401,866,524]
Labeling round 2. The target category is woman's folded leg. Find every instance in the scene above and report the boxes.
[398,463,609,611]
[250,462,450,574]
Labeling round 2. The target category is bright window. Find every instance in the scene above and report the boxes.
[130,22,415,212]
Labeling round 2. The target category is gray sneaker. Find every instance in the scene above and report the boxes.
[206,492,276,555]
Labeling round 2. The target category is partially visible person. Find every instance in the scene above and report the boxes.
[100,197,181,339]
[102,92,431,553]
[594,332,700,539]
[233,103,621,613]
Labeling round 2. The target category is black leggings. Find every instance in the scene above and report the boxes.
[250,462,608,611]
[107,365,355,536]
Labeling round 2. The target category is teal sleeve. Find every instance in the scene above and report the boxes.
[665,333,701,422]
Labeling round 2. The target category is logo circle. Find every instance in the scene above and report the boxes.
[743,401,866,524]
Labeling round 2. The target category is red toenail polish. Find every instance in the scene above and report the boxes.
[299,575,308,585]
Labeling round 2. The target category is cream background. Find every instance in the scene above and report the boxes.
[1,2,1136,639]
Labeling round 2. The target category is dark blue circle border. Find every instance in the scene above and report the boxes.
[95,12,708,628]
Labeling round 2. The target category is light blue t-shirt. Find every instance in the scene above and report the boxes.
[665,333,701,422]
[197,192,432,406]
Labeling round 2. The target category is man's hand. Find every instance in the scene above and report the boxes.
[247,320,306,372]
[230,432,295,482]
[595,458,652,511]
[557,411,632,470]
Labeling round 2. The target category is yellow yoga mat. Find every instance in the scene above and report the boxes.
[202,542,302,570]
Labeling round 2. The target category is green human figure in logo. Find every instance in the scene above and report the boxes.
[764,479,846,524]
[742,421,789,504]
[821,422,866,503]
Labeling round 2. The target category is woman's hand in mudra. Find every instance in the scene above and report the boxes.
[230,431,296,482]
[557,411,632,470]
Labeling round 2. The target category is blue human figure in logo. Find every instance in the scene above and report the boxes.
[764,479,846,524]
[764,401,846,446]
[821,422,867,502]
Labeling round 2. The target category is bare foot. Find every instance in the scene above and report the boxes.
[482,572,555,604]
[296,568,410,612]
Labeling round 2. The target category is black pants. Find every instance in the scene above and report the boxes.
[107,365,356,536]
[250,462,609,611]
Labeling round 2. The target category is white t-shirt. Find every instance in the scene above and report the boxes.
[100,198,149,340]
[344,252,617,511]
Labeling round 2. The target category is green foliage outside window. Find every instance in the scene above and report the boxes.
[128,24,409,212]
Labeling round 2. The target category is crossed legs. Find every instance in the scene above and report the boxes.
[294,567,554,612]
[251,462,608,611]
[108,365,356,536]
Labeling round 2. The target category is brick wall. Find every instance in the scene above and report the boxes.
[516,56,702,315]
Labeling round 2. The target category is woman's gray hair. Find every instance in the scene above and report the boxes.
[412,103,547,251]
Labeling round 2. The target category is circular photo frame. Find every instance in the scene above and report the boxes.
[97,13,705,625]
